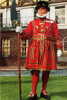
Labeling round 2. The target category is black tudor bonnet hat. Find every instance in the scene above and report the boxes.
[35,1,50,12]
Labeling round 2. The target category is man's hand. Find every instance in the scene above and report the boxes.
[57,49,63,57]
[16,26,22,33]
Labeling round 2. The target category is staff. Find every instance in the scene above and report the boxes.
[17,27,22,100]
[10,0,22,99]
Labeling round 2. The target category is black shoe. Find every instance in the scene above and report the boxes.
[28,95,38,100]
[40,92,49,99]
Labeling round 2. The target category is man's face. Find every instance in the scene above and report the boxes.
[37,7,48,16]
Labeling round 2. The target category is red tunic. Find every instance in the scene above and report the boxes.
[20,18,62,70]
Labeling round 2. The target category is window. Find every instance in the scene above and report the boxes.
[17,11,20,22]
[20,7,34,26]
[20,40,26,57]
[0,13,3,28]
[63,37,67,51]
[2,39,10,57]
[11,10,20,28]
[55,6,65,24]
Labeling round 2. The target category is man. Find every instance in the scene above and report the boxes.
[16,1,62,100]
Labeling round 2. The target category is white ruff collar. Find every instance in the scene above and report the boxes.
[36,13,47,18]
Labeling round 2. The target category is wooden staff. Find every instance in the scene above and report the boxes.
[17,31,22,100]
[10,0,22,99]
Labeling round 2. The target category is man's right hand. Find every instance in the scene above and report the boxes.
[15,26,22,33]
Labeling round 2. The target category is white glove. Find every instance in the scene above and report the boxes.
[16,26,22,33]
[57,49,62,57]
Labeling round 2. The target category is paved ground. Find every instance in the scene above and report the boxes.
[0,69,67,76]
[0,65,67,70]
[0,65,25,70]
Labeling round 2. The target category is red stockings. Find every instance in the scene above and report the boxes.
[31,70,50,95]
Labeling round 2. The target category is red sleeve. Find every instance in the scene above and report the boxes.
[20,21,33,40]
[53,22,63,49]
